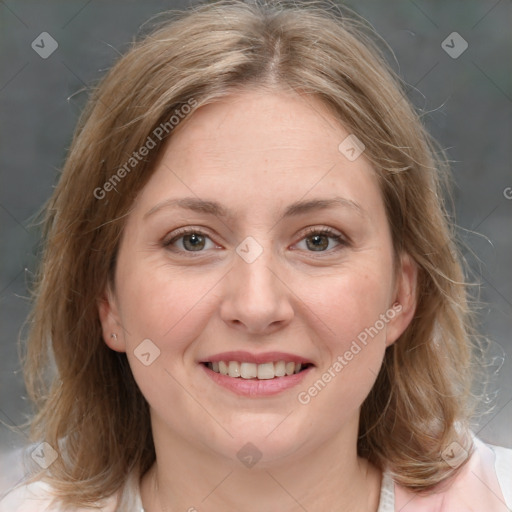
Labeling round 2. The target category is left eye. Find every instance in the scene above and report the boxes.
[295,228,347,252]
[163,227,347,254]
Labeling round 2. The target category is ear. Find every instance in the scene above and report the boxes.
[385,252,418,347]
[97,282,127,353]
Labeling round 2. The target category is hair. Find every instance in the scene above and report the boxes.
[16,0,486,508]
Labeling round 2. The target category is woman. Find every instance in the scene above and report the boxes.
[1,1,511,511]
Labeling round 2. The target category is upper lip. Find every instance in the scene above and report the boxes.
[200,351,314,365]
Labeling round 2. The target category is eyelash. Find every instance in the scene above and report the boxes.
[162,226,349,257]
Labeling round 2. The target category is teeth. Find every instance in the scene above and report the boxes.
[219,361,228,376]
[228,361,241,378]
[240,362,258,379]
[274,360,286,377]
[208,360,307,379]
[257,362,275,380]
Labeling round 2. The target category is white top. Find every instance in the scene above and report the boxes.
[1,436,511,511]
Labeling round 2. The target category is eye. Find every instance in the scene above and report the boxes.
[163,228,218,254]
[163,226,348,256]
[294,227,348,254]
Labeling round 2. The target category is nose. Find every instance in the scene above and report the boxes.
[218,243,294,336]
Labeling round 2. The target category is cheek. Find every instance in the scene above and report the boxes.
[115,263,219,417]
[299,260,394,405]
[309,263,393,348]
[117,261,221,356]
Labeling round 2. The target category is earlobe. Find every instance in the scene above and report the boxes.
[385,253,419,347]
[97,286,126,353]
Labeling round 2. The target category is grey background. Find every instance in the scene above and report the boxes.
[1,0,511,496]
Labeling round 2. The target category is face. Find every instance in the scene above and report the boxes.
[99,88,417,467]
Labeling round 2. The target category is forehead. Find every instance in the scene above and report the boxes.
[168,88,356,165]
[134,88,383,223]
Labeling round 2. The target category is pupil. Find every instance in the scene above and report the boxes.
[185,233,204,251]
[308,234,327,251]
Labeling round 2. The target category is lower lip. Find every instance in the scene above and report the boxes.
[201,364,313,397]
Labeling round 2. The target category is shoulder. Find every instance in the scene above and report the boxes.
[489,439,512,508]
[393,436,512,511]
[0,479,60,512]
[0,479,119,512]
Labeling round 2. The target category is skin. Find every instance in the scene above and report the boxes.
[99,87,418,512]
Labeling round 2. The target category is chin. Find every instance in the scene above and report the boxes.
[214,418,309,468]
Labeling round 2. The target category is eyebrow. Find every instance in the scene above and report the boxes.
[144,196,366,222]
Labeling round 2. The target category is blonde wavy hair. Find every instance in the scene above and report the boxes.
[16,0,485,508]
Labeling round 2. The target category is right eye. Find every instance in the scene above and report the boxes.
[163,228,221,254]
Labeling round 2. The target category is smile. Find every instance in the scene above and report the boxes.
[204,360,312,380]
[200,354,314,397]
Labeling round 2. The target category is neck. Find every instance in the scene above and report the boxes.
[140,413,382,512]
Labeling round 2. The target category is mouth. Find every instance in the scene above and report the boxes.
[202,360,313,380]
[199,352,315,397]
